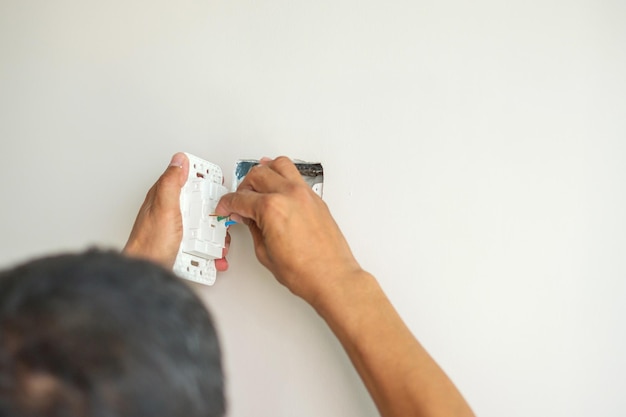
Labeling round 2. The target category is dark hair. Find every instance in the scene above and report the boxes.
[0,250,225,417]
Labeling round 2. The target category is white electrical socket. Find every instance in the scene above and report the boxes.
[173,153,229,286]
[173,153,324,286]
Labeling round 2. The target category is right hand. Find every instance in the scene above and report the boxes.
[218,157,477,417]
[215,157,363,303]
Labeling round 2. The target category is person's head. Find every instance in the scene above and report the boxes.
[0,250,225,417]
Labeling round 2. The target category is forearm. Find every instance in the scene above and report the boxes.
[215,157,474,416]
[310,271,475,417]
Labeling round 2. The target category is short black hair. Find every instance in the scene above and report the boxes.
[0,250,225,417]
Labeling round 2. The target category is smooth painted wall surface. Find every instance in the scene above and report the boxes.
[1,1,625,416]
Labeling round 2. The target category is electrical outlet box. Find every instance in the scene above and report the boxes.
[232,159,324,198]
[173,153,324,286]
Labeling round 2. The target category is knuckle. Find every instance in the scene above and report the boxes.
[273,156,295,171]
[274,156,292,165]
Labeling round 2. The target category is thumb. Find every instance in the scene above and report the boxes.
[166,152,189,187]
[152,153,189,209]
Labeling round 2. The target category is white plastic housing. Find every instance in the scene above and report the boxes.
[173,153,229,285]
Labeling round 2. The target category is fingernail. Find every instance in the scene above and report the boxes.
[169,153,185,168]
[259,157,272,165]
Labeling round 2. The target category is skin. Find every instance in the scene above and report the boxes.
[125,153,475,417]
[124,153,230,271]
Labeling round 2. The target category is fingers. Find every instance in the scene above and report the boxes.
[215,189,263,222]
[238,163,290,194]
[268,156,303,180]
[239,156,305,192]
[217,156,305,218]
[212,155,307,277]
[223,232,231,258]
[215,258,229,271]
[215,232,231,272]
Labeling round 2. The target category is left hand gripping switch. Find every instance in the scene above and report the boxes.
[173,153,229,285]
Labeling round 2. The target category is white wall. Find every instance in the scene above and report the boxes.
[1,1,625,416]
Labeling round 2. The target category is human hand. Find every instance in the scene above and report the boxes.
[215,157,362,304]
[219,158,477,417]
[124,152,230,271]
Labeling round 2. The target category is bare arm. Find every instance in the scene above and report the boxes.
[312,271,473,417]
[216,157,475,417]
